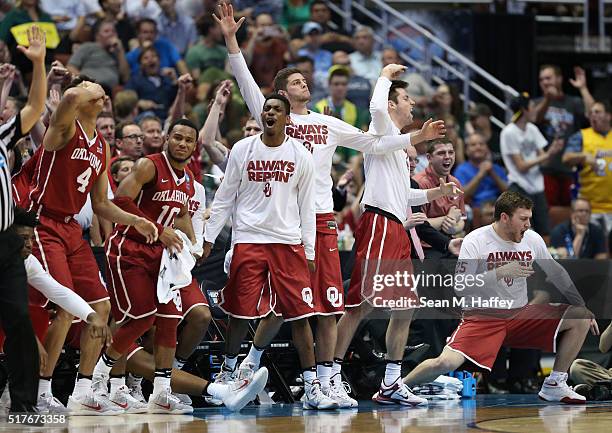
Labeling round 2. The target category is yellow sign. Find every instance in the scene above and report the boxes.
[10,22,60,49]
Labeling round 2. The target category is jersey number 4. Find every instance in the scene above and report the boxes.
[76,167,93,193]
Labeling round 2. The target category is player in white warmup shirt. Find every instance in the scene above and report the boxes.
[213,3,445,407]
[402,191,599,404]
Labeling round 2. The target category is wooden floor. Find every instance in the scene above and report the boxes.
[1,396,611,433]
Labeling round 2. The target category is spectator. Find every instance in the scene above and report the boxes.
[562,101,612,235]
[534,65,595,207]
[39,0,102,51]
[124,0,161,20]
[186,14,227,81]
[454,133,508,209]
[414,139,466,252]
[331,50,371,114]
[113,89,139,123]
[95,111,116,155]
[281,0,312,31]
[243,13,288,91]
[466,103,501,163]
[550,198,608,259]
[442,114,465,165]
[306,0,352,52]
[297,22,332,89]
[500,92,563,236]
[0,0,53,77]
[381,47,433,106]
[155,0,198,56]
[99,0,134,51]
[431,83,466,137]
[125,46,178,120]
[115,121,145,160]
[139,114,164,155]
[110,155,135,186]
[67,19,130,89]
[313,66,368,130]
[349,26,382,84]
[126,18,189,77]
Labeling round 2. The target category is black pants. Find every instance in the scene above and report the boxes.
[0,228,39,411]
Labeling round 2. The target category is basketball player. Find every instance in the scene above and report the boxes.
[334,65,463,406]
[214,4,445,406]
[26,77,158,414]
[402,191,598,404]
[203,94,337,409]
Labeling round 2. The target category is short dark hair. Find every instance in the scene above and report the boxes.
[137,18,157,33]
[389,80,409,104]
[98,111,114,121]
[14,207,39,228]
[168,118,198,137]
[116,121,138,139]
[539,64,562,77]
[66,74,97,90]
[111,156,134,176]
[426,138,453,154]
[328,67,349,83]
[494,191,533,221]
[92,18,116,38]
[273,67,304,92]
[310,0,328,11]
[294,56,314,66]
[138,46,159,64]
[196,14,216,37]
[592,100,611,113]
[264,93,291,115]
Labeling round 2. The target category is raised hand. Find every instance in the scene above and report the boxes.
[213,2,245,38]
[17,25,46,64]
[214,79,232,106]
[420,118,446,141]
[178,73,195,92]
[47,60,71,86]
[569,66,587,90]
[46,87,61,113]
[381,64,406,80]
[337,169,353,189]
[439,177,463,197]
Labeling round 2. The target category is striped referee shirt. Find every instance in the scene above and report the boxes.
[0,114,24,232]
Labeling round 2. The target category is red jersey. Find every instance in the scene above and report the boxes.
[12,146,42,208]
[28,122,107,219]
[115,152,194,243]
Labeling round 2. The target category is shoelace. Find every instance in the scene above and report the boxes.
[213,370,235,382]
[332,380,353,396]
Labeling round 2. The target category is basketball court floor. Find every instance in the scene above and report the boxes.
[1,395,611,433]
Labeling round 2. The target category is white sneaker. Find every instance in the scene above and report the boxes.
[539,374,586,404]
[128,381,147,404]
[329,374,358,408]
[0,386,10,416]
[67,391,125,415]
[372,378,428,406]
[412,383,461,400]
[37,392,71,414]
[172,392,192,405]
[110,385,148,413]
[303,380,338,410]
[220,367,269,412]
[237,361,259,375]
[432,375,463,393]
[204,367,236,406]
[147,388,194,414]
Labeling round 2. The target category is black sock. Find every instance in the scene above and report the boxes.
[154,368,172,379]
[77,373,93,381]
[101,353,117,368]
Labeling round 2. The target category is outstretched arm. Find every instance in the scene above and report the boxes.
[200,80,231,166]
[18,25,47,135]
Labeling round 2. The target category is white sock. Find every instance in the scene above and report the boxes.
[38,378,52,396]
[303,369,317,393]
[72,378,92,398]
[317,364,332,390]
[152,377,171,396]
[242,345,264,368]
[127,373,143,388]
[110,376,126,395]
[383,362,402,386]
[93,353,116,377]
[173,357,187,370]
[546,371,567,385]
[331,361,342,377]
[224,355,238,371]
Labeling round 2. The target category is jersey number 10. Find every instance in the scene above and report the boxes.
[157,205,181,227]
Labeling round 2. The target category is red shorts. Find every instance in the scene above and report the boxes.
[447,303,570,371]
[311,214,344,315]
[180,278,209,320]
[0,306,49,351]
[346,211,415,308]
[544,174,572,207]
[220,243,315,321]
[106,233,182,324]
[32,215,108,304]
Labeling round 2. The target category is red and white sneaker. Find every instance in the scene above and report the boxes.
[67,391,125,415]
[539,374,586,404]
[372,378,428,407]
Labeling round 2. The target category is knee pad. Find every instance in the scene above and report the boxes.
[112,315,156,354]
[154,317,179,348]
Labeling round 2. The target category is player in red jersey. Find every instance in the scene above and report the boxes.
[94,119,266,414]
[27,76,158,414]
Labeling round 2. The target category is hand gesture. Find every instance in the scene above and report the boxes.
[47,60,71,86]
[569,66,587,90]
[159,227,183,253]
[337,169,353,189]
[0,63,16,83]
[439,178,463,198]
[108,36,123,54]
[381,64,406,80]
[214,79,233,106]
[202,241,213,259]
[46,88,61,113]
[571,215,587,236]
[161,67,178,82]
[448,238,463,256]
[405,211,427,229]
[133,217,158,243]
[17,25,46,64]
[213,2,246,39]
[495,261,535,280]
[78,80,106,102]
[419,118,446,141]
[478,160,492,175]
[543,85,559,99]
[178,73,195,92]
[548,138,564,155]
[87,312,112,347]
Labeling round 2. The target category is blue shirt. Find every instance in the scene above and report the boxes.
[126,38,182,76]
[156,13,198,55]
[453,161,508,207]
[124,74,177,120]
[550,220,606,259]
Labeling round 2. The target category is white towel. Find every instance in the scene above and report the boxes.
[157,231,196,304]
